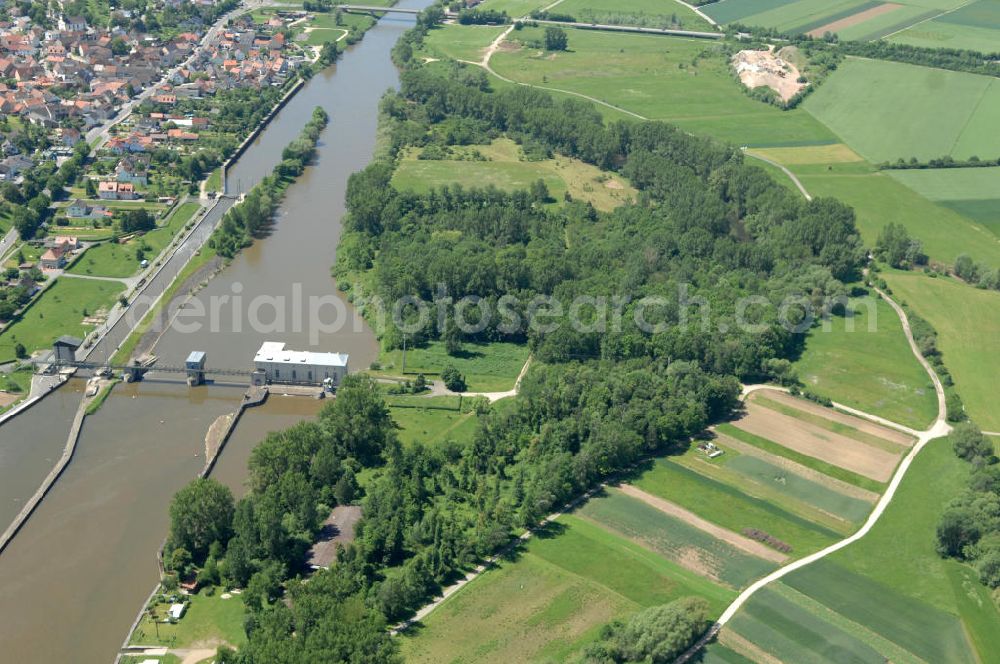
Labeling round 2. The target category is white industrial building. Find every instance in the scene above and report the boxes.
[253,342,349,386]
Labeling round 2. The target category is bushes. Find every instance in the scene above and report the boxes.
[582,597,710,664]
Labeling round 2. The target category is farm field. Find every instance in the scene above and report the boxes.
[391,138,637,212]
[793,295,938,430]
[701,0,962,35]
[890,0,1000,51]
[734,392,910,482]
[68,201,200,279]
[804,57,1000,162]
[575,487,779,588]
[399,515,734,663]
[882,270,1000,430]
[633,457,841,556]
[0,278,123,362]
[376,339,530,393]
[489,27,839,146]
[794,163,1000,267]
[722,437,1000,663]
[888,167,1000,238]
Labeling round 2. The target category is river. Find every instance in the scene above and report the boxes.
[0,4,426,661]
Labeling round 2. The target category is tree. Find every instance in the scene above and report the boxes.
[441,365,466,392]
[85,178,97,198]
[582,597,710,663]
[168,478,235,563]
[953,422,994,463]
[544,26,568,51]
[875,223,926,269]
[530,178,551,204]
[14,342,26,359]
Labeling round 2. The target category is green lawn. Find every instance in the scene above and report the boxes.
[377,339,529,393]
[883,270,1000,430]
[489,27,838,147]
[0,278,123,362]
[400,515,733,663]
[634,458,841,556]
[804,57,1000,162]
[204,168,223,194]
[128,587,247,650]
[386,394,480,446]
[68,201,201,279]
[577,488,778,589]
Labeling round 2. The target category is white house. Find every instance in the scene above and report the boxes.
[253,342,348,386]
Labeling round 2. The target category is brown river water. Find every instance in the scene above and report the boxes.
[0,4,429,660]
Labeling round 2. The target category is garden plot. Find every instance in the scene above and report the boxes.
[734,393,908,482]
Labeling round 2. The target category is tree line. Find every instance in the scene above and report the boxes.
[209,107,328,258]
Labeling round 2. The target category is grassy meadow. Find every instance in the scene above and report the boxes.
[419,23,508,63]
[805,57,1000,162]
[385,394,480,446]
[391,139,637,212]
[377,339,530,393]
[555,0,716,31]
[793,296,938,430]
[128,587,247,650]
[888,167,1000,238]
[883,270,1000,430]
[489,27,838,146]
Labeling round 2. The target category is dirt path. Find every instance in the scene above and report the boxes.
[743,150,813,201]
[617,484,789,563]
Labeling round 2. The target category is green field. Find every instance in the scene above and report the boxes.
[724,437,1000,663]
[476,0,553,16]
[729,586,888,663]
[400,515,733,663]
[795,164,1000,267]
[419,23,508,63]
[128,587,247,650]
[489,27,838,146]
[555,0,716,31]
[704,0,966,35]
[888,167,1000,238]
[576,488,778,588]
[891,0,1000,52]
[805,57,1000,162]
[391,139,636,212]
[68,202,201,279]
[634,458,841,555]
[883,271,1000,430]
[0,278,123,361]
[794,296,938,430]
[386,395,480,446]
[723,455,873,523]
[377,340,529,393]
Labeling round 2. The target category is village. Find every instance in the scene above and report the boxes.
[0,0,337,399]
